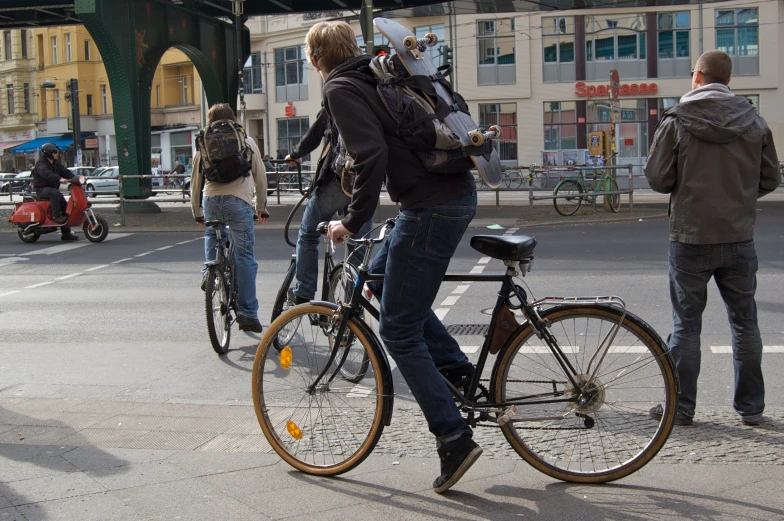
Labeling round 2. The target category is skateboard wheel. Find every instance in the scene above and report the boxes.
[403,35,417,50]
[489,125,502,138]
[468,130,485,146]
[425,33,438,46]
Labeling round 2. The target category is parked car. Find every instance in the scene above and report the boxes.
[84,166,120,197]
[2,171,34,193]
[0,173,18,193]
[62,166,97,194]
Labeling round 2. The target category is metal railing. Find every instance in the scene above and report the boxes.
[524,164,634,211]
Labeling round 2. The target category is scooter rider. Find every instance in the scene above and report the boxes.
[33,143,79,241]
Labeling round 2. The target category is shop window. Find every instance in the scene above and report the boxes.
[542,17,575,83]
[275,45,308,102]
[658,97,680,115]
[585,15,646,81]
[543,101,577,151]
[277,117,311,161]
[477,19,516,85]
[243,52,263,94]
[479,103,517,163]
[414,24,446,67]
[588,99,648,173]
[716,8,759,75]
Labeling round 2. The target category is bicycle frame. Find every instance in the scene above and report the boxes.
[208,224,237,312]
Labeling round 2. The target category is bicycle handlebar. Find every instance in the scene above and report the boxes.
[268,159,306,196]
[316,217,396,246]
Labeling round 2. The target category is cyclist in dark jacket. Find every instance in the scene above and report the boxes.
[33,143,78,240]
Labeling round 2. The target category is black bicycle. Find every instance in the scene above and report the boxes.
[253,218,678,482]
[204,220,238,355]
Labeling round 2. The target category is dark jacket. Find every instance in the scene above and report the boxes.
[323,55,473,233]
[289,107,338,187]
[33,158,73,191]
[644,86,779,244]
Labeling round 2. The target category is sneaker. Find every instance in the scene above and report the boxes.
[200,272,208,291]
[287,288,309,305]
[649,404,693,426]
[740,413,762,426]
[60,234,79,241]
[439,362,476,397]
[53,215,68,224]
[433,435,483,494]
[237,316,263,334]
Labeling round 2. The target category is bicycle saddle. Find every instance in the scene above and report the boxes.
[204,220,227,228]
[470,235,537,261]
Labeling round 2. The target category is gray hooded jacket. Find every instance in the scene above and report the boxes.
[644,84,779,244]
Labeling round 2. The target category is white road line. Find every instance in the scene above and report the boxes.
[111,258,132,264]
[135,251,154,257]
[469,266,485,274]
[0,291,20,298]
[711,346,784,354]
[55,273,82,281]
[607,346,650,353]
[102,233,133,242]
[452,284,471,294]
[507,228,519,234]
[25,281,54,289]
[85,264,109,272]
[156,245,173,251]
[477,257,491,264]
[0,257,29,266]
[25,243,89,256]
[435,308,450,320]
[346,385,373,399]
[176,240,192,245]
[440,296,460,307]
[460,345,480,354]
[519,346,579,354]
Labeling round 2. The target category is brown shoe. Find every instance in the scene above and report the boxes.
[53,215,68,224]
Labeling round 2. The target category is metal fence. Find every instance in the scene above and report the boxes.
[522,164,635,210]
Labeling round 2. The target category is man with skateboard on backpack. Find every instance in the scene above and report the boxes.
[306,21,480,493]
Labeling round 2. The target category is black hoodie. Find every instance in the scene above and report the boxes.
[323,55,474,233]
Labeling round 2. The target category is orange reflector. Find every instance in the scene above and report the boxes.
[280,346,292,370]
[286,420,302,440]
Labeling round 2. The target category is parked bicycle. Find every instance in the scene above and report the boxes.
[252,219,677,482]
[204,220,239,355]
[552,166,621,216]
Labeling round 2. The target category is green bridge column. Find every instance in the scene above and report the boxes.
[75,0,248,199]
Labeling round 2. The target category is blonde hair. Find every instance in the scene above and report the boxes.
[207,103,237,124]
[305,21,363,74]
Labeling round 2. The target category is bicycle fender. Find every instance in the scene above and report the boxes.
[311,300,396,427]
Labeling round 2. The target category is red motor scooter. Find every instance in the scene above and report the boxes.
[8,176,110,243]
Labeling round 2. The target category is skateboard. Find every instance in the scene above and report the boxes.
[374,17,503,189]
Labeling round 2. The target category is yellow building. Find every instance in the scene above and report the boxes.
[0,29,38,172]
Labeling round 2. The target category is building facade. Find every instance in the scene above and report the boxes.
[242,0,782,182]
[0,28,37,172]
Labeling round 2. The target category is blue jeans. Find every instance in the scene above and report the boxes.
[203,195,259,322]
[668,240,764,419]
[368,191,477,445]
[293,179,373,300]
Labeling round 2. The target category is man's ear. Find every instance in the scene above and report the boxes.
[310,56,319,71]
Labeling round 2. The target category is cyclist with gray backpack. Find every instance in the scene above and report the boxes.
[191,103,269,334]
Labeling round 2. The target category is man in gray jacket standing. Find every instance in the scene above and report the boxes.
[645,50,779,427]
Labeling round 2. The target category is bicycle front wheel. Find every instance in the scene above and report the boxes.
[604,178,621,213]
[328,264,370,383]
[491,304,677,483]
[205,266,231,355]
[531,171,548,189]
[252,304,388,475]
[271,260,297,351]
[553,180,582,216]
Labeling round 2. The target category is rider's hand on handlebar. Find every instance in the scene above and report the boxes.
[284,154,302,167]
[327,220,350,244]
[60,178,69,184]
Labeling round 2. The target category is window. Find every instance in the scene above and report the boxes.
[54,88,60,117]
[23,83,29,113]
[3,31,11,60]
[414,24,446,67]
[588,99,648,166]
[21,30,28,59]
[543,102,577,150]
[101,85,107,113]
[717,8,758,57]
[6,84,13,114]
[156,85,160,108]
[65,33,71,62]
[356,33,393,54]
[51,37,58,65]
[182,76,188,104]
[242,52,263,94]
[84,40,90,61]
[658,97,680,114]
[585,15,646,61]
[277,117,311,161]
[477,19,516,85]
[274,45,308,102]
[542,16,576,83]
[86,94,93,115]
[657,12,690,59]
[742,94,759,112]
[479,103,517,162]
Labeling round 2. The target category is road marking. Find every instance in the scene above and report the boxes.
[85,264,109,272]
[25,281,54,289]
[56,273,82,281]
[478,257,491,264]
[711,346,784,354]
[519,346,579,354]
[112,258,132,264]
[0,291,20,298]
[176,240,192,245]
[470,266,485,274]
[607,346,649,353]
[461,345,480,354]
[452,284,471,294]
[156,245,173,251]
[346,385,373,399]
[135,251,154,257]
[435,308,450,320]
[507,227,519,234]
[0,257,29,266]
[24,233,133,255]
[440,296,460,306]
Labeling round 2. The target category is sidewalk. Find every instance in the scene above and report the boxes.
[1,397,782,520]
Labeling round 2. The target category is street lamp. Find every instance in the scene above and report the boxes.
[40,79,81,166]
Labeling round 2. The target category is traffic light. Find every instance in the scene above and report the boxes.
[442,45,453,64]
[374,44,390,57]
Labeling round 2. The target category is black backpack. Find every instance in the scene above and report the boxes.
[196,119,252,183]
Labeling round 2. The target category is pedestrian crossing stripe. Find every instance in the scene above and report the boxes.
[710,346,784,353]
[458,345,784,354]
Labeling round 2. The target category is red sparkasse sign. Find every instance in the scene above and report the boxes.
[575,81,658,99]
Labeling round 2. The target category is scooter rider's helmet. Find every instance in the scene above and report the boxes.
[40,142,61,160]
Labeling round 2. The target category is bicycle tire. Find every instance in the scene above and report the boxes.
[531,171,548,189]
[490,304,677,483]
[553,180,583,216]
[252,303,388,475]
[604,178,621,213]
[205,265,231,355]
[271,260,297,351]
[328,263,370,383]
[503,171,524,190]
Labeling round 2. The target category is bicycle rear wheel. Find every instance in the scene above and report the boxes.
[205,266,231,355]
[271,260,297,351]
[328,264,370,383]
[252,303,388,475]
[531,171,549,189]
[553,180,582,216]
[491,304,677,483]
[604,178,621,213]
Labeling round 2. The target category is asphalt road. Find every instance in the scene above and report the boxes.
[1,214,782,414]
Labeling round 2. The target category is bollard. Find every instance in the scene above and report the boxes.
[528,167,534,210]
[276,170,281,205]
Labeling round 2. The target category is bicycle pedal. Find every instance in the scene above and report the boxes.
[497,406,517,426]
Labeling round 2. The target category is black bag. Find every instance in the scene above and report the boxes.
[196,120,252,183]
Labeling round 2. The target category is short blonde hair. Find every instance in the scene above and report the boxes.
[207,103,237,124]
[305,21,363,74]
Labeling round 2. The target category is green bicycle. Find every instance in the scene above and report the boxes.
[552,168,621,217]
